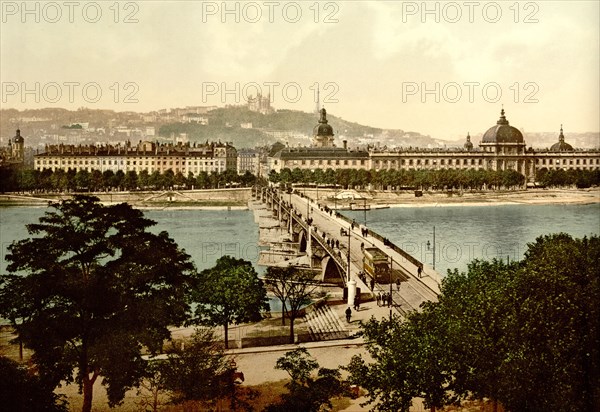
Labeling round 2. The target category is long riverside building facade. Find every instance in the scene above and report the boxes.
[34,140,237,175]
[268,109,600,182]
[27,109,600,179]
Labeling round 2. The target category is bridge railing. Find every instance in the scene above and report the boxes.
[311,231,348,274]
[333,210,424,271]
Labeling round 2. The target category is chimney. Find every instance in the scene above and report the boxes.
[343,140,347,150]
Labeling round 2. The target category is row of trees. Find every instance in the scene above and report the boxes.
[536,167,600,188]
[346,233,600,412]
[269,167,528,190]
[0,167,257,193]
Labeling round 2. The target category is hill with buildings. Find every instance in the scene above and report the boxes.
[2,107,598,152]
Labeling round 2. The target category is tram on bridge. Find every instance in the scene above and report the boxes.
[363,247,390,284]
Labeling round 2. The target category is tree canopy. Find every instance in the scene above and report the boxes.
[0,195,197,412]
[346,233,600,412]
[192,255,269,349]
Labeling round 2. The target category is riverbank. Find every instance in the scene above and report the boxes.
[306,187,600,208]
[0,187,252,209]
[1,187,598,209]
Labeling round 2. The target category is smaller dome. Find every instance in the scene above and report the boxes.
[464,132,473,150]
[550,125,573,151]
[313,108,334,137]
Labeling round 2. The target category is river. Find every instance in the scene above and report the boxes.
[342,203,600,275]
[1,203,599,277]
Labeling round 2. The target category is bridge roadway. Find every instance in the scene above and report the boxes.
[272,188,440,314]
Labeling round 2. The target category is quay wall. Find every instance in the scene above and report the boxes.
[0,188,252,206]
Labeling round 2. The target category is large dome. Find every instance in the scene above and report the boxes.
[481,109,524,144]
[313,108,334,137]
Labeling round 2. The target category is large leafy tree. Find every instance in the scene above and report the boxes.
[193,256,269,349]
[347,234,600,412]
[0,195,197,412]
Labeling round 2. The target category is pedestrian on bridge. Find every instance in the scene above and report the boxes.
[381,293,387,307]
[354,296,360,311]
[345,307,352,322]
[376,292,381,306]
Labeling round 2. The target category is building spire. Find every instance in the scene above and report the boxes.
[497,107,509,125]
[314,86,320,114]
[559,124,565,142]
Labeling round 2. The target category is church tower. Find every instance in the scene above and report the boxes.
[11,129,24,161]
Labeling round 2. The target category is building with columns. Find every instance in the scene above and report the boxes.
[268,109,600,182]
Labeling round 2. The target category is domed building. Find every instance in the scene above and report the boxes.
[480,109,526,155]
[464,133,473,151]
[0,129,25,168]
[312,108,335,147]
[550,125,574,151]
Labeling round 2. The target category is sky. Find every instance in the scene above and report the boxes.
[1,0,599,140]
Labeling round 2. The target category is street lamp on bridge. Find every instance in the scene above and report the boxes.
[426,226,436,270]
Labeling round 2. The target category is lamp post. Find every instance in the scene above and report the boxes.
[389,255,393,321]
[426,226,436,270]
[346,224,356,306]
[347,226,351,282]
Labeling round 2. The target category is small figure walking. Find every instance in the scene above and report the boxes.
[376,292,381,306]
[417,266,422,278]
[396,278,401,290]
[387,293,393,308]
[354,296,360,311]
[381,293,387,307]
[370,278,375,291]
[345,306,352,322]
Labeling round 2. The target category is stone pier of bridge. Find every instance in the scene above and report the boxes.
[251,186,441,314]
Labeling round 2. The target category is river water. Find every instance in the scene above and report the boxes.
[343,203,600,275]
[1,203,599,277]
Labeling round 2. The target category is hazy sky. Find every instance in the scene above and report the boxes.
[1,0,598,140]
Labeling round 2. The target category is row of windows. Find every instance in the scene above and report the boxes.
[537,158,599,165]
[374,158,484,166]
[35,166,228,173]
[276,157,600,168]
[37,159,226,167]
[285,159,368,166]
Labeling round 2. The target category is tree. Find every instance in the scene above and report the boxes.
[346,234,600,412]
[345,316,422,412]
[158,328,231,404]
[0,356,68,412]
[0,195,197,412]
[264,265,320,343]
[266,348,348,412]
[192,256,269,349]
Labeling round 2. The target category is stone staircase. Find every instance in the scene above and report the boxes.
[304,305,349,341]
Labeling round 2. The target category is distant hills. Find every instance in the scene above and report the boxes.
[1,106,598,150]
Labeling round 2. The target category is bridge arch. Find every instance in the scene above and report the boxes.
[298,229,307,253]
[321,256,344,285]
